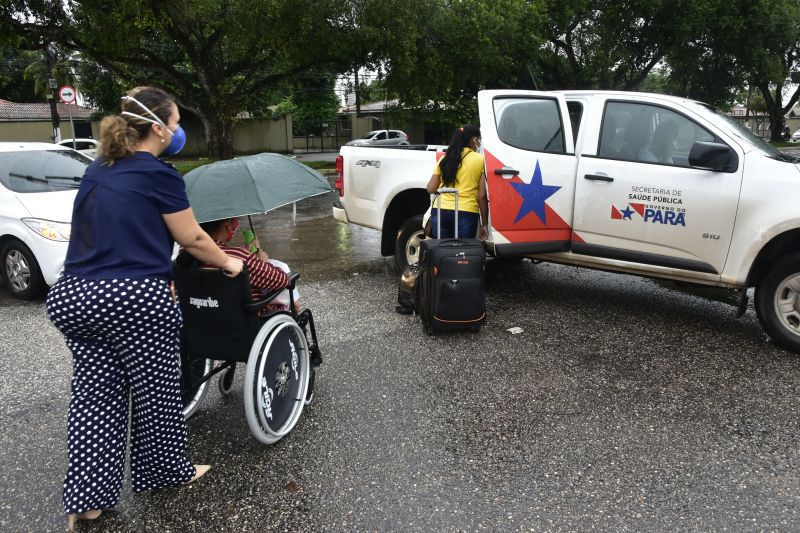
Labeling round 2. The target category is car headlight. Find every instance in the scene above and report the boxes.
[21,218,71,242]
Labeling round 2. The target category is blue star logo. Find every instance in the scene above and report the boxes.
[621,206,634,220]
[509,161,561,224]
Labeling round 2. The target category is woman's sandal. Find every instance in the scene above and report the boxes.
[185,464,211,485]
[64,466,208,530]
[66,509,101,531]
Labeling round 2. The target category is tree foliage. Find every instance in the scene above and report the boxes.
[3,0,372,158]
[0,38,38,102]
[3,0,800,146]
[22,45,77,99]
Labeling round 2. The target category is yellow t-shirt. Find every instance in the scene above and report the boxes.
[432,148,485,213]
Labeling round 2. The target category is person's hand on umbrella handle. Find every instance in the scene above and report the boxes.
[222,256,244,277]
[257,249,269,262]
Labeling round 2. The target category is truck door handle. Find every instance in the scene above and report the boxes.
[494,166,519,177]
[584,174,614,182]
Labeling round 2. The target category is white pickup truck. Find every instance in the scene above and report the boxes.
[332,90,800,353]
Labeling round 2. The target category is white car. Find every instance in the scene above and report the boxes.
[791,129,800,142]
[58,138,100,158]
[0,142,90,299]
[345,130,410,147]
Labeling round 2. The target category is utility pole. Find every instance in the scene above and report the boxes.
[354,69,361,115]
[44,45,61,142]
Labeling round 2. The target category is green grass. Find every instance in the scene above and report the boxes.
[302,160,336,171]
[171,159,215,175]
[771,141,798,148]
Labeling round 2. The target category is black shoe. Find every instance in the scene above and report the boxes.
[395,305,413,315]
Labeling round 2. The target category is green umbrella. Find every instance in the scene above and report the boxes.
[183,152,332,223]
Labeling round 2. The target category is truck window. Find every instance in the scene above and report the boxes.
[567,101,583,144]
[599,101,715,167]
[493,97,565,154]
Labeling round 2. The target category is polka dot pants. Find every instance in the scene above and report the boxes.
[46,275,196,515]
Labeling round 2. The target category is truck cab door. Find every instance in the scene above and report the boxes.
[478,90,577,257]
[573,98,743,275]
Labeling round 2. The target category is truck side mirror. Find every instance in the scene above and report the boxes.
[689,141,738,172]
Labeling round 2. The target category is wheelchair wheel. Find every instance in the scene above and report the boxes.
[218,366,236,396]
[243,314,310,444]
[181,356,212,420]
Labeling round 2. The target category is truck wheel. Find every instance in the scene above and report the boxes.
[755,253,800,353]
[2,240,45,300]
[395,215,425,270]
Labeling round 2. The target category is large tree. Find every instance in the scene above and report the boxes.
[742,0,800,140]
[535,0,712,90]
[3,0,371,158]
[372,0,712,122]
[663,0,800,129]
[368,0,544,128]
[0,39,38,102]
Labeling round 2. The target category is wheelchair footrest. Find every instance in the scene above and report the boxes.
[309,343,323,367]
[306,368,316,402]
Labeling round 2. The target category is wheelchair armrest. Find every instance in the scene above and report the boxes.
[246,287,285,311]
[243,272,299,312]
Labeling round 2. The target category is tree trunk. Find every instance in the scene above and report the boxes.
[770,109,785,142]
[759,83,787,142]
[198,111,235,160]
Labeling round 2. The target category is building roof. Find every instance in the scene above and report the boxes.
[0,99,97,121]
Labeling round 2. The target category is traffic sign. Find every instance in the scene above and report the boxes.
[58,86,76,104]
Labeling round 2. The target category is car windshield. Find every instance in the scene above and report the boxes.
[0,150,90,193]
[690,102,785,159]
[361,131,378,139]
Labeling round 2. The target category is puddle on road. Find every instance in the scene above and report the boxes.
[241,191,395,283]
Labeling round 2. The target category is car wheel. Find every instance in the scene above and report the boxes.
[755,252,800,354]
[2,240,46,299]
[395,215,425,271]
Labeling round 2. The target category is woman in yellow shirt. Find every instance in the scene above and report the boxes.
[426,124,488,239]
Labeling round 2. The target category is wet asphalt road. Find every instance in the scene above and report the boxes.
[3,181,800,532]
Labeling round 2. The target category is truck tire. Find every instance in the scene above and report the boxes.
[395,215,425,270]
[755,252,800,353]
[2,240,46,300]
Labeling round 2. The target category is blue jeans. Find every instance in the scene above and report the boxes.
[430,208,479,239]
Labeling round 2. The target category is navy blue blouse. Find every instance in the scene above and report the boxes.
[64,152,191,281]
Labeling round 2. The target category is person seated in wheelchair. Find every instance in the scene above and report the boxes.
[196,217,301,316]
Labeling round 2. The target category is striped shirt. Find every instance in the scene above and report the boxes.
[208,243,290,314]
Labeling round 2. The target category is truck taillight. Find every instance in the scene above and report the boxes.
[335,155,344,197]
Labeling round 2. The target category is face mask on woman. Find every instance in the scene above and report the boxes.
[161,124,187,155]
[224,219,240,242]
[121,95,187,155]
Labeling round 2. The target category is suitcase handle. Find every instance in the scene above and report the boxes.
[433,187,459,238]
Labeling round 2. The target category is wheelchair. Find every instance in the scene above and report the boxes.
[173,253,322,445]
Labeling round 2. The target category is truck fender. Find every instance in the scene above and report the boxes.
[380,188,430,257]
[739,225,800,290]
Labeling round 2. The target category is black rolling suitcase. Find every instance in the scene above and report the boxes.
[418,188,486,333]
